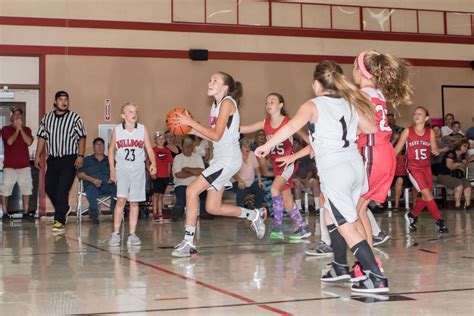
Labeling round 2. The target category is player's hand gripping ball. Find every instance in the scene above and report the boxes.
[166,107,192,135]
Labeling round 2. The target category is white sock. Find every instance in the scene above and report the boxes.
[368,209,381,235]
[295,199,302,210]
[320,208,331,245]
[314,197,320,209]
[184,225,196,243]
[238,207,256,221]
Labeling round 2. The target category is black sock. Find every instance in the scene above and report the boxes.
[328,224,347,265]
[351,240,383,277]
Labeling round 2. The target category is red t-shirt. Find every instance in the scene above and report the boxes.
[153,146,173,178]
[2,125,32,169]
[406,126,431,170]
[264,116,293,165]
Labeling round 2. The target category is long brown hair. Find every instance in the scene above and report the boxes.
[266,92,288,116]
[314,60,374,120]
[360,51,413,108]
[218,72,243,104]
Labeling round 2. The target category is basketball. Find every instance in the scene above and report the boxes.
[166,107,192,135]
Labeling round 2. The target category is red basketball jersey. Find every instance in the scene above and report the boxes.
[406,126,431,169]
[358,87,392,147]
[264,116,293,162]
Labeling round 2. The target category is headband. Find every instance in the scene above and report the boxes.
[357,51,374,80]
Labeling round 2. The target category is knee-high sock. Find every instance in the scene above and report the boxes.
[351,240,384,276]
[287,204,304,227]
[411,199,427,217]
[328,224,347,265]
[425,199,441,220]
[272,195,284,226]
[320,208,331,245]
[367,209,381,235]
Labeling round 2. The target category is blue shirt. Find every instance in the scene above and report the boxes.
[79,154,110,188]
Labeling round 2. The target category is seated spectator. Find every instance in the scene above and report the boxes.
[257,153,274,216]
[165,130,182,158]
[77,137,116,223]
[190,135,210,166]
[233,138,265,209]
[431,125,451,171]
[437,140,471,210]
[292,136,320,213]
[171,137,208,220]
[446,121,465,143]
[441,113,456,137]
[387,113,404,134]
[250,129,266,151]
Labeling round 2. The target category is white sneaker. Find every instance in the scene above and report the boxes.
[171,240,198,258]
[127,233,142,246]
[250,207,266,239]
[108,232,121,247]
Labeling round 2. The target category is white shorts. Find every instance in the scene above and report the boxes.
[319,158,367,226]
[116,163,146,202]
[0,167,33,196]
[202,155,242,191]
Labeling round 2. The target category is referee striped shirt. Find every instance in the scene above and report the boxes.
[37,110,86,157]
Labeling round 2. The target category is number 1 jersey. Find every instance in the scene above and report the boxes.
[406,126,431,169]
[115,122,146,166]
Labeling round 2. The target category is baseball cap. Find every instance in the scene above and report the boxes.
[55,90,69,100]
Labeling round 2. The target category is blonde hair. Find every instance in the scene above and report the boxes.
[360,51,413,108]
[120,102,138,113]
[314,60,374,120]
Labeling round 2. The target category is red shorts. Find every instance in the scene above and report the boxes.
[360,143,396,203]
[272,160,298,192]
[407,167,432,192]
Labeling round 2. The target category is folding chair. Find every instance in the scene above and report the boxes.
[76,179,116,223]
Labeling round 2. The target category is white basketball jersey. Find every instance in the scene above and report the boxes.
[208,96,240,157]
[114,123,146,165]
[308,96,360,169]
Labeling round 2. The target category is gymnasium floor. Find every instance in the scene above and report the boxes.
[0,209,473,315]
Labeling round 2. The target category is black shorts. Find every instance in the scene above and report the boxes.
[151,177,170,194]
[391,175,412,189]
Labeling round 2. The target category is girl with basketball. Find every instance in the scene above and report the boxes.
[256,60,389,293]
[241,93,310,240]
[169,72,266,257]
[394,107,448,233]
[108,102,156,247]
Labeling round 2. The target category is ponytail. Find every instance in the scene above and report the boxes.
[219,71,243,105]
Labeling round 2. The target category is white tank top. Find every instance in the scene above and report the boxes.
[208,96,240,158]
[308,96,360,169]
[114,123,146,166]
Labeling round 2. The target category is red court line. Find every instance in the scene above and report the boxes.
[68,237,292,316]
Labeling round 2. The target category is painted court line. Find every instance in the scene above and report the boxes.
[67,236,292,316]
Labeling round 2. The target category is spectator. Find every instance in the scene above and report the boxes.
[250,129,266,151]
[151,131,173,222]
[35,91,86,233]
[431,125,451,167]
[77,137,116,224]
[292,136,320,213]
[447,121,465,140]
[1,108,34,221]
[437,140,471,210]
[190,135,210,166]
[387,113,404,134]
[441,113,455,137]
[233,138,265,209]
[171,137,208,221]
[257,155,274,216]
[165,130,182,158]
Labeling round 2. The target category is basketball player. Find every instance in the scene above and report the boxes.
[256,60,389,293]
[108,103,156,247]
[394,107,448,233]
[170,72,266,257]
[241,93,310,240]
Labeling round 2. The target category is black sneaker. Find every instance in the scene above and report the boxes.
[2,213,11,222]
[373,231,390,247]
[404,212,418,231]
[351,271,389,293]
[321,261,350,283]
[23,212,36,221]
[436,219,448,233]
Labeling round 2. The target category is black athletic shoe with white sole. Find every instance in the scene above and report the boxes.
[351,271,389,293]
[436,219,449,234]
[321,261,350,283]
[404,212,418,232]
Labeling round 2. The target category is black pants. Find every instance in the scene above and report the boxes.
[45,155,77,224]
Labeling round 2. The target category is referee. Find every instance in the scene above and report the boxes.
[34,91,86,232]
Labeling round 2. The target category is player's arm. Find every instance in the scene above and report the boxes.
[275,145,312,168]
[356,108,377,135]
[240,120,264,134]
[190,129,212,142]
[393,128,409,156]
[255,101,316,157]
[430,129,440,156]
[108,130,117,182]
[144,128,157,174]
[296,129,310,144]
